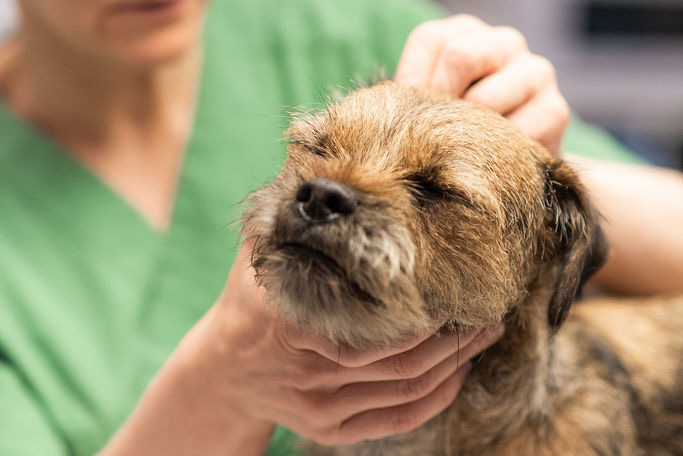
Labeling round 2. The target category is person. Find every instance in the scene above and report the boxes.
[0,0,680,455]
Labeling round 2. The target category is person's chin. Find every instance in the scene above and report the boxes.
[104,25,202,67]
[99,0,205,66]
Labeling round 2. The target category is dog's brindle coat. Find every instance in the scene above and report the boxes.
[242,82,683,456]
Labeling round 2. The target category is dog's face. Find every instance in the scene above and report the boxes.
[243,82,605,346]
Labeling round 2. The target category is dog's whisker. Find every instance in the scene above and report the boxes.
[336,344,342,372]
[455,324,461,370]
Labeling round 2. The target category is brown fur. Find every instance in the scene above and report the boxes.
[242,81,683,455]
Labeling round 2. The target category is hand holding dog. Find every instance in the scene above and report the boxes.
[101,243,504,455]
[395,14,570,156]
[208,243,505,447]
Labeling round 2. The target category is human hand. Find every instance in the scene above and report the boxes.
[102,243,504,455]
[207,242,505,446]
[394,15,570,156]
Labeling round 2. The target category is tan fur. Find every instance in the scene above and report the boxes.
[242,81,683,455]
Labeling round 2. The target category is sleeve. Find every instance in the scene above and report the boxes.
[562,114,647,165]
[0,360,67,455]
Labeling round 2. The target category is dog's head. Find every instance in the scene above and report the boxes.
[242,81,606,346]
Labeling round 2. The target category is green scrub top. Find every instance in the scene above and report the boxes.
[0,0,641,455]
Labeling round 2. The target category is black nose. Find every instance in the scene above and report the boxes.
[295,178,358,222]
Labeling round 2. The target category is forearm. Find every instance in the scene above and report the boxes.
[99,311,275,456]
[568,155,683,295]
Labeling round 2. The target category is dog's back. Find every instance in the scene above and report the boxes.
[568,295,683,455]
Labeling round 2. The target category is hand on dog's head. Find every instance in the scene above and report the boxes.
[242,81,606,347]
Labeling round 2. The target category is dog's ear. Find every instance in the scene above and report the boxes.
[543,159,608,330]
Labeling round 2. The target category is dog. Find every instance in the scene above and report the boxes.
[242,81,683,455]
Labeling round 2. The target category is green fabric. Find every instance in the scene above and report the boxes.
[0,0,640,455]
[564,114,646,164]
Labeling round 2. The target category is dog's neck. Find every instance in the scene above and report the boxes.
[324,277,565,456]
[442,279,557,453]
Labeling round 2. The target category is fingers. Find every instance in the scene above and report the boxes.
[394,15,485,89]
[347,325,503,383]
[331,363,472,445]
[507,86,570,157]
[273,322,446,391]
[281,324,504,392]
[259,320,504,445]
[288,326,503,445]
[394,14,569,156]
[428,26,527,97]
[281,319,445,368]
[395,16,527,98]
[463,54,556,115]
[280,355,465,438]
[289,362,472,446]
[462,53,567,156]
[321,349,467,421]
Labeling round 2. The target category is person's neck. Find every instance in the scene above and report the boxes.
[0,28,202,231]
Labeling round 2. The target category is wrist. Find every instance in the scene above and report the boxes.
[174,309,277,452]
[101,310,276,456]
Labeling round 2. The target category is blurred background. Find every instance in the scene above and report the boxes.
[1,0,681,169]
[0,0,15,44]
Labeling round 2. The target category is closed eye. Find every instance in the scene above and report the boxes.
[404,173,475,210]
[291,139,329,157]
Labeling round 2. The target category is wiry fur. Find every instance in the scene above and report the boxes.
[241,81,683,455]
